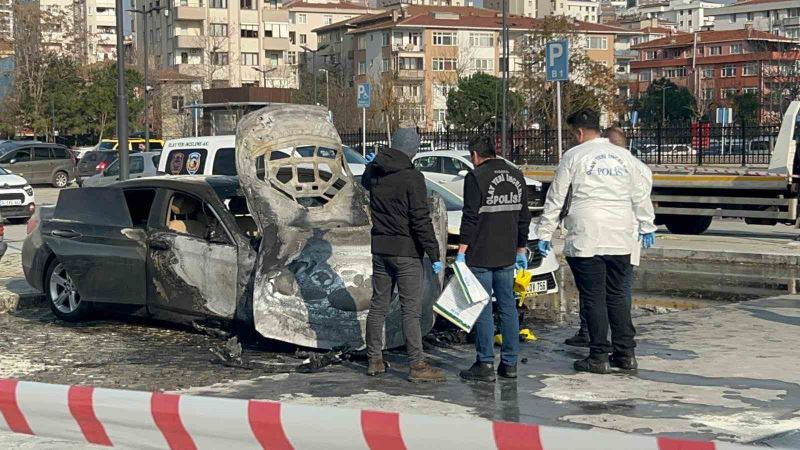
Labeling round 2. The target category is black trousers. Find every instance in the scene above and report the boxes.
[567,255,635,358]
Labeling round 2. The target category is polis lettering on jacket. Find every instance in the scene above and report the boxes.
[485,173,523,206]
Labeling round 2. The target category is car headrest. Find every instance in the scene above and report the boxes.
[228,197,249,215]
[170,196,198,215]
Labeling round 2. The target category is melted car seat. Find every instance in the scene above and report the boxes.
[168,195,206,238]
[228,197,259,238]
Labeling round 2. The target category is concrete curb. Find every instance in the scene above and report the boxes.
[0,278,45,314]
[643,247,800,266]
[0,379,774,450]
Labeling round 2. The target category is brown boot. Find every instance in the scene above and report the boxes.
[408,361,446,383]
[367,359,386,376]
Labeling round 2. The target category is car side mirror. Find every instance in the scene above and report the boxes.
[457,169,469,177]
[8,159,16,165]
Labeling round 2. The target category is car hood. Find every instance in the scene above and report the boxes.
[0,174,28,188]
[235,105,446,350]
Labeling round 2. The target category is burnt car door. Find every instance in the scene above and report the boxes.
[40,188,148,304]
[145,189,239,319]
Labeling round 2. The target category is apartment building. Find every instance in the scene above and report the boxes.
[483,0,536,18]
[622,0,722,33]
[536,0,600,23]
[378,0,474,7]
[706,0,800,41]
[316,5,626,129]
[629,28,798,105]
[0,0,12,41]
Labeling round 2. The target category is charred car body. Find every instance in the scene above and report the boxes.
[22,105,447,350]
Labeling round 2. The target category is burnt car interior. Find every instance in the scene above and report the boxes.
[123,189,156,227]
[166,193,229,244]
[227,196,259,239]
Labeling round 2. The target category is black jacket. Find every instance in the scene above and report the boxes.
[360,148,440,261]
[460,158,531,268]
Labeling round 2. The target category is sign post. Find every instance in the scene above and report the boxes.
[357,83,371,156]
[191,100,201,137]
[546,40,569,159]
[716,107,732,155]
[629,111,639,151]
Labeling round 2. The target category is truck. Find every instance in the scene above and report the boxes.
[522,100,800,235]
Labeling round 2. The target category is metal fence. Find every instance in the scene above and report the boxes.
[340,123,782,167]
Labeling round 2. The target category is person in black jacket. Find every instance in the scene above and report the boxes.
[360,126,446,383]
[458,135,531,383]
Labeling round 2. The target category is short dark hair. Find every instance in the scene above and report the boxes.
[566,108,601,132]
[468,135,496,158]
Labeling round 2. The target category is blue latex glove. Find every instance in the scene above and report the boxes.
[432,261,443,274]
[515,252,528,270]
[365,152,376,163]
[455,253,466,263]
[641,232,656,249]
[537,240,552,257]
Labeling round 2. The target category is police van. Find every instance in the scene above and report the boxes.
[157,136,236,176]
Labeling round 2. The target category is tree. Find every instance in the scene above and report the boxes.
[732,92,760,125]
[513,16,622,127]
[82,63,144,140]
[446,72,523,131]
[635,78,696,125]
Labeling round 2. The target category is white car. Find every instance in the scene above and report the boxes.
[0,166,36,223]
[342,146,366,176]
[412,150,545,212]
[426,180,559,296]
[71,146,97,160]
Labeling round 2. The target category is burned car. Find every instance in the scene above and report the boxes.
[21,105,447,350]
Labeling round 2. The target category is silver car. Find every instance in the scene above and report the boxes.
[82,152,161,187]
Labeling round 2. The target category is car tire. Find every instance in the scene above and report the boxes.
[663,215,712,235]
[52,171,69,188]
[6,217,27,225]
[46,259,91,321]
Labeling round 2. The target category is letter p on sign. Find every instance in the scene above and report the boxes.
[545,40,569,82]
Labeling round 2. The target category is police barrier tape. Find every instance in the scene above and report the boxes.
[0,379,766,450]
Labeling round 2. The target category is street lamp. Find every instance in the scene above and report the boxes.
[253,67,278,88]
[319,68,330,108]
[656,83,672,125]
[301,44,329,105]
[114,0,129,179]
[128,4,169,155]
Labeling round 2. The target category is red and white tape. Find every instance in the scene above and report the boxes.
[0,379,762,450]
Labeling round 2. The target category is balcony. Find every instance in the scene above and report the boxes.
[782,16,800,26]
[175,6,205,21]
[615,49,638,59]
[176,35,204,48]
[393,43,423,54]
[262,7,288,22]
[396,69,425,80]
[263,36,290,51]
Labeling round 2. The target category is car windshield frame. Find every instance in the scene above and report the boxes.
[98,141,116,150]
[0,166,9,175]
[343,146,367,165]
[425,179,462,211]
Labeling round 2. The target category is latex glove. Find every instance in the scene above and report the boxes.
[641,232,656,249]
[455,253,466,263]
[537,240,552,257]
[515,252,528,270]
[432,261,443,274]
[365,152,376,163]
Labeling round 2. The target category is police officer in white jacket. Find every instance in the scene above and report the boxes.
[537,109,657,374]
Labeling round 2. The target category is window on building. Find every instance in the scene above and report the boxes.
[358,61,366,74]
[646,50,657,60]
[240,0,255,9]
[721,88,737,98]
[264,22,287,38]
[382,32,390,46]
[702,67,714,78]
[730,43,743,54]
[702,88,714,100]
[721,65,735,77]
[241,25,259,38]
[709,46,722,55]
[639,70,651,81]
[398,57,422,70]
[433,108,446,124]
[433,84,453,98]
[742,87,758,95]
[395,85,421,98]
[381,58,390,72]
[296,13,307,24]
[469,32,494,47]
[241,52,259,65]
[210,0,226,8]
[265,0,279,9]
[211,52,229,65]
[180,52,189,64]
[299,34,307,44]
[471,58,494,73]
[586,36,608,49]
[432,58,457,71]
[743,62,758,76]
[289,31,296,45]
[432,32,457,46]
[171,96,184,112]
[286,51,297,65]
[265,52,279,67]
[357,35,366,49]
[209,23,228,37]
[167,52,173,65]
[323,14,333,25]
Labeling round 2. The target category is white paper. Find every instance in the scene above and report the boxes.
[452,261,490,305]
[433,278,490,332]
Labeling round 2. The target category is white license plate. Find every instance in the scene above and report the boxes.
[528,280,549,293]
[0,200,21,206]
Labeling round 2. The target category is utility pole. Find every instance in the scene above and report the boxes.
[115,0,129,180]
[302,44,328,105]
[129,5,167,154]
[500,0,509,157]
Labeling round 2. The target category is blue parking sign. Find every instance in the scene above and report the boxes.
[357,83,371,108]
[545,41,569,82]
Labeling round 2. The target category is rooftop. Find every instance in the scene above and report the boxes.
[631,28,793,49]
[285,0,375,10]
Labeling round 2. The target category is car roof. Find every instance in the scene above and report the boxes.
[164,135,235,149]
[115,175,239,193]
[413,150,469,159]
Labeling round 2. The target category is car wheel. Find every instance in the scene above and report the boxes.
[46,260,91,321]
[6,217,27,225]
[52,171,69,188]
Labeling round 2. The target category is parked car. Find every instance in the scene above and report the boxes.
[158,136,236,176]
[0,166,36,221]
[0,141,76,187]
[342,145,366,176]
[98,138,165,152]
[0,215,5,261]
[411,150,545,211]
[22,104,444,351]
[71,146,96,160]
[76,150,119,186]
[81,152,161,187]
[425,180,559,296]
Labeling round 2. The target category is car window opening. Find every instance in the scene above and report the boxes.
[123,189,156,228]
[166,193,228,244]
[226,196,259,240]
